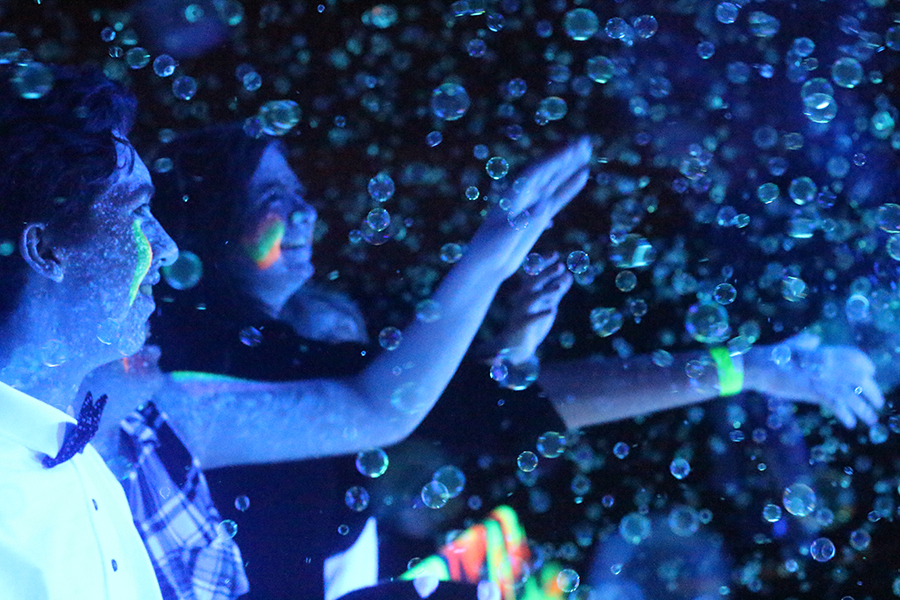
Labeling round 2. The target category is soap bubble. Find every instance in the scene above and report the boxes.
[788,177,817,205]
[172,75,197,100]
[421,481,450,509]
[378,326,402,350]
[563,8,599,41]
[669,457,691,480]
[362,4,398,29]
[440,243,463,264]
[485,157,509,180]
[668,505,700,537]
[586,56,615,83]
[415,299,441,322]
[162,251,203,290]
[756,183,779,204]
[810,537,835,562]
[425,131,443,147]
[368,172,395,202]
[697,41,715,59]
[556,569,580,593]
[803,93,837,124]
[876,203,900,233]
[831,57,863,89]
[536,96,567,122]
[537,431,567,458]
[613,442,630,459]
[615,271,637,292]
[355,448,389,478]
[762,504,782,523]
[345,486,370,511]
[715,2,739,24]
[523,253,545,275]
[433,465,466,498]
[234,495,250,512]
[748,11,780,37]
[566,250,590,274]
[609,235,656,268]
[125,47,150,69]
[517,451,538,472]
[849,529,871,551]
[845,294,870,322]
[217,520,238,538]
[633,15,658,38]
[685,303,729,343]
[41,339,68,367]
[366,208,391,232]
[259,100,301,135]
[713,283,737,305]
[619,512,651,545]
[153,54,177,77]
[783,483,816,517]
[431,82,470,121]
[590,307,623,337]
[12,62,53,99]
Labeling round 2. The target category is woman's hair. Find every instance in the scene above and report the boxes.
[0,64,137,321]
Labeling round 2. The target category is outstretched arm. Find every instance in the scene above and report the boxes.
[101,139,593,469]
[542,332,884,431]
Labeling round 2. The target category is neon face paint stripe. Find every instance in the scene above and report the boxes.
[128,220,153,306]
[245,213,285,270]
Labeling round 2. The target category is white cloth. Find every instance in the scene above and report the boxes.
[323,516,379,600]
[0,380,163,600]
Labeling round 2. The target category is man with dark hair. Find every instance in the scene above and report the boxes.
[0,63,177,599]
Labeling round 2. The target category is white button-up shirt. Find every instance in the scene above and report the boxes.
[0,380,163,600]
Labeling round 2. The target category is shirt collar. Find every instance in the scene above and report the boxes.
[0,380,77,458]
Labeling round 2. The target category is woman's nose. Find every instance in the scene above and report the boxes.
[290,200,317,226]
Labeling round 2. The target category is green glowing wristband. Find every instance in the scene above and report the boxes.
[710,346,743,396]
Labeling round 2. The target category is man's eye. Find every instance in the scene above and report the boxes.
[134,204,152,216]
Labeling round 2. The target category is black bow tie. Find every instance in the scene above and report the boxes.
[42,392,107,469]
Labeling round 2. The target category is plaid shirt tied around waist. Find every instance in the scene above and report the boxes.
[119,401,250,600]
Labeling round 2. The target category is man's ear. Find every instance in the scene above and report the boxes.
[19,223,64,283]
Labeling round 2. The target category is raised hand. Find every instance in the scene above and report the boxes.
[747,332,884,429]
[469,138,592,280]
[492,254,573,364]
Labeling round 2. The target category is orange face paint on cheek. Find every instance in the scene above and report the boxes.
[244,213,285,270]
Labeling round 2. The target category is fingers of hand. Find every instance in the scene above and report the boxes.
[858,376,885,410]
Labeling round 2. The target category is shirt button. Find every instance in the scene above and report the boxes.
[92,499,98,511]
[111,559,118,572]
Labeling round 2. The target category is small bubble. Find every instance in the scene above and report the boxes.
[217,520,238,538]
[615,271,637,292]
[172,75,197,100]
[556,569,580,593]
[431,82,470,121]
[668,505,700,537]
[613,442,630,459]
[125,47,150,69]
[162,250,203,290]
[421,480,450,509]
[586,56,615,83]
[831,57,863,89]
[234,495,250,512]
[12,63,54,99]
[258,100,301,135]
[803,93,837,124]
[366,208,390,232]
[788,177,817,205]
[345,486,370,511]
[715,2,739,24]
[537,431,566,458]
[619,512,651,545]
[378,326,402,350]
[590,307,623,337]
[876,203,900,233]
[368,172,395,202]
[685,303,729,343]
[563,8,599,41]
[536,96,567,122]
[517,451,538,472]
[41,339,68,367]
[697,41,715,59]
[783,483,816,517]
[566,250,590,274]
[355,448,389,477]
[425,131,443,147]
[849,529,870,551]
[415,299,441,323]
[748,11,779,37]
[238,326,263,347]
[433,465,466,498]
[810,537,835,562]
[762,503,782,523]
[632,15,658,39]
[338,524,350,535]
[485,157,509,180]
[669,457,691,480]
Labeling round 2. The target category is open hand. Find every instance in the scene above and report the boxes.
[494,254,573,363]
[749,332,884,429]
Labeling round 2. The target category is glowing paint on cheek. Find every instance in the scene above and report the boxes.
[128,220,153,307]
[245,213,285,270]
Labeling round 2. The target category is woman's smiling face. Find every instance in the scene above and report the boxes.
[229,143,318,314]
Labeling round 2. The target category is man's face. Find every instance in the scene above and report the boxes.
[52,138,178,359]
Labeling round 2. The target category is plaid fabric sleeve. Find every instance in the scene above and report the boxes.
[118,401,250,600]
